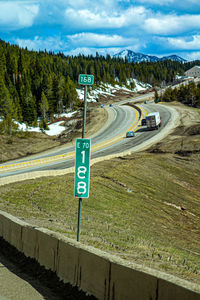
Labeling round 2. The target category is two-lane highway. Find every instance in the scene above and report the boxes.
[0,101,176,178]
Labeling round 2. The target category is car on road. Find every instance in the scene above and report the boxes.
[109,104,113,107]
[126,131,135,138]
[141,118,146,126]
[144,100,148,104]
[100,104,104,108]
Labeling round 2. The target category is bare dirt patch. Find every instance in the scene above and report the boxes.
[0,133,60,163]
[148,102,200,156]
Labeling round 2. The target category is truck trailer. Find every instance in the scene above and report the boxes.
[146,112,161,130]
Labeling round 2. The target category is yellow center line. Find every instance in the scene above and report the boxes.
[0,105,143,172]
[91,107,139,151]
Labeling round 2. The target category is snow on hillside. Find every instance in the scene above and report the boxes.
[13,112,76,136]
[1,80,150,136]
[76,80,150,102]
[21,81,150,136]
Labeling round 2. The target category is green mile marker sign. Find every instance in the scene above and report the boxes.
[74,138,91,198]
[78,74,94,85]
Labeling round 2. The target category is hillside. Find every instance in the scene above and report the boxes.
[1,38,199,137]
[0,102,199,284]
[0,87,136,163]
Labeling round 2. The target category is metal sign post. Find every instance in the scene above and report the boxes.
[75,138,91,241]
[75,74,94,242]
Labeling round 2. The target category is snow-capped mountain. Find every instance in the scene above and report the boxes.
[113,50,186,63]
[160,55,186,63]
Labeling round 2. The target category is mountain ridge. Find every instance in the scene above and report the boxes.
[113,49,186,63]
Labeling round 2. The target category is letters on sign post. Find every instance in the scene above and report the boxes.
[74,138,91,198]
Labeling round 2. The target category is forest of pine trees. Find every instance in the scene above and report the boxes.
[0,39,200,134]
[161,81,200,107]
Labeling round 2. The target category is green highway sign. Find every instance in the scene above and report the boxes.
[74,138,91,198]
[78,74,94,85]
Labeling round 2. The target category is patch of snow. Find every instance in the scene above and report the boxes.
[45,121,65,136]
[13,121,66,136]
[10,111,78,137]
[76,80,151,102]
[54,111,77,119]
[76,89,84,100]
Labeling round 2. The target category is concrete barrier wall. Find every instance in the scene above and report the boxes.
[110,261,158,300]
[0,210,200,300]
[22,224,38,258]
[78,247,110,299]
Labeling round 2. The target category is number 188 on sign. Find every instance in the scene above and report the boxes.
[74,138,91,198]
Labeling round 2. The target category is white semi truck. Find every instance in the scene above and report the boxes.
[146,112,161,130]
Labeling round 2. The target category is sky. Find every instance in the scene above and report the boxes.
[0,0,200,61]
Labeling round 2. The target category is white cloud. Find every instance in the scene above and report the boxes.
[66,33,138,47]
[135,0,173,3]
[64,6,147,29]
[0,1,39,30]
[1,0,200,60]
[62,0,123,12]
[183,51,200,61]
[15,36,64,51]
[134,0,200,7]
[15,33,142,52]
[143,14,200,35]
[64,32,144,56]
[157,35,200,52]
[166,35,200,50]
[64,45,142,57]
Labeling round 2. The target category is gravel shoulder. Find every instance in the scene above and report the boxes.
[147,102,200,154]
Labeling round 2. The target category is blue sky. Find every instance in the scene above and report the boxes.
[0,0,200,60]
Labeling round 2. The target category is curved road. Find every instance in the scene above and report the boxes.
[0,101,172,177]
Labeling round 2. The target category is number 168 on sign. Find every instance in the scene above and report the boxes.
[74,139,91,198]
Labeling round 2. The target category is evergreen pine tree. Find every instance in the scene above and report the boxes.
[39,91,49,129]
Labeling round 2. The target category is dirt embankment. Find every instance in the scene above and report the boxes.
[0,105,108,163]
[0,89,137,164]
[148,102,200,157]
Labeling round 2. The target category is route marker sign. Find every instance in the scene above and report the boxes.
[78,74,94,85]
[74,138,91,198]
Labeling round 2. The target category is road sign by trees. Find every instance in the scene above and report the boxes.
[78,74,94,85]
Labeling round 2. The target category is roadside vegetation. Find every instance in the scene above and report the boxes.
[0,104,199,284]
[161,81,200,107]
[1,38,200,135]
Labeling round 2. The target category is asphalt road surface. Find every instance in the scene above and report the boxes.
[0,102,172,178]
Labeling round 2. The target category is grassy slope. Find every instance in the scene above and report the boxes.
[0,106,108,163]
[0,104,200,284]
[0,132,60,163]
